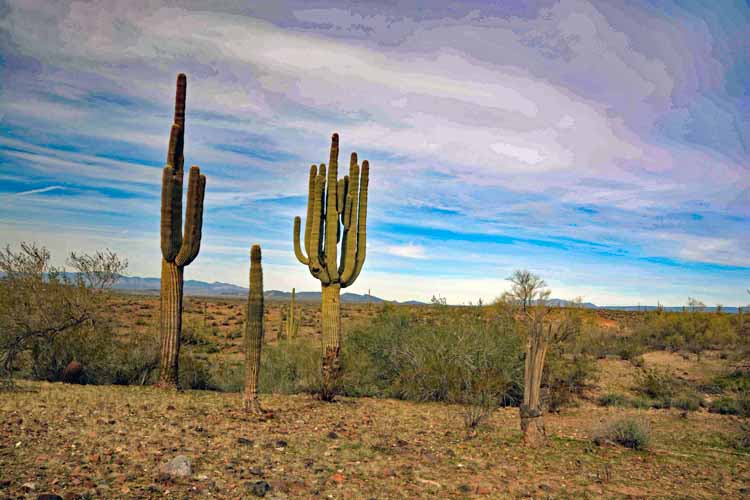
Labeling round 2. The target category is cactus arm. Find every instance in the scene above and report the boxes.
[160,166,183,262]
[325,134,340,282]
[293,216,309,265]
[308,164,328,283]
[304,165,316,255]
[175,166,206,267]
[342,160,368,288]
[339,154,360,280]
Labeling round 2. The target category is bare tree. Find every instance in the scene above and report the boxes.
[506,270,548,311]
[502,270,580,446]
[0,243,127,386]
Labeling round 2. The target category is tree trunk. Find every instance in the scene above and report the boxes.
[320,283,341,401]
[158,259,183,388]
[521,329,548,446]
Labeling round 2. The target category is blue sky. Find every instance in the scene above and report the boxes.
[0,0,748,305]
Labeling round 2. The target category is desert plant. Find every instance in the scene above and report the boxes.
[285,288,300,339]
[598,393,628,407]
[157,73,207,388]
[503,272,581,446]
[243,245,264,414]
[593,416,651,450]
[292,133,370,401]
[0,243,126,386]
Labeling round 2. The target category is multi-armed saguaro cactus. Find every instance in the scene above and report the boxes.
[285,288,299,339]
[293,133,369,400]
[158,73,206,388]
[243,244,264,414]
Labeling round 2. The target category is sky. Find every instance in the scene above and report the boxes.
[0,0,748,306]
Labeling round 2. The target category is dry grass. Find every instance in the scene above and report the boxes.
[1,381,748,499]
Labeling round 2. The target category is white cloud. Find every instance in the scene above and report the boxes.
[383,243,426,259]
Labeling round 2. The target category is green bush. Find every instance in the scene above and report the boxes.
[544,353,597,411]
[634,368,680,400]
[598,393,628,407]
[709,391,750,417]
[259,338,321,395]
[593,416,651,450]
[341,306,524,405]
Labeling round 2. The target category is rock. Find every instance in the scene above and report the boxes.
[274,440,288,449]
[237,437,254,446]
[37,495,63,500]
[327,431,338,439]
[249,480,271,497]
[159,455,192,478]
[62,361,83,384]
[458,484,472,493]
[538,483,552,492]
[22,482,37,491]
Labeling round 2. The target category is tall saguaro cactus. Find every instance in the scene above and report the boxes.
[293,133,369,401]
[158,73,207,388]
[243,244,264,414]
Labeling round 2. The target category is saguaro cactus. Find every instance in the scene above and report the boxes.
[293,133,369,401]
[285,288,299,339]
[158,73,207,388]
[243,245,264,414]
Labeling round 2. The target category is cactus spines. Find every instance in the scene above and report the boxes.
[285,288,299,339]
[243,244,264,414]
[158,73,207,389]
[293,133,369,401]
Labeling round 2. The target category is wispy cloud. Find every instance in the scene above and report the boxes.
[2,186,65,198]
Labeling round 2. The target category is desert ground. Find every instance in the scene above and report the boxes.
[1,296,749,499]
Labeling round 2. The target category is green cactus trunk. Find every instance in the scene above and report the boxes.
[321,283,341,399]
[157,73,206,389]
[159,260,184,385]
[243,245,264,414]
[292,134,369,401]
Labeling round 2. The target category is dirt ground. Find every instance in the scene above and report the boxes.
[1,381,748,499]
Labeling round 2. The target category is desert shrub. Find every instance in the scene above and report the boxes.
[544,353,598,411]
[709,390,750,417]
[341,305,524,406]
[0,243,126,383]
[598,393,628,407]
[177,350,215,390]
[634,368,680,400]
[593,416,651,450]
[107,333,160,386]
[259,338,321,394]
[730,421,750,451]
[632,310,738,354]
[670,390,704,411]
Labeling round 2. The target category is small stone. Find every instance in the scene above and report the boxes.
[249,480,271,497]
[22,482,37,491]
[249,467,264,476]
[458,484,471,493]
[160,455,192,478]
[327,431,338,439]
[36,494,63,500]
[237,437,254,446]
[274,440,288,449]
[538,483,552,492]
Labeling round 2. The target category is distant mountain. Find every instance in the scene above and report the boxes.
[110,275,743,312]
[113,275,406,303]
